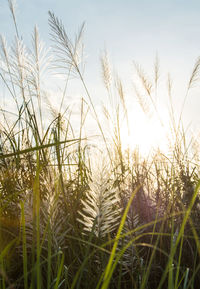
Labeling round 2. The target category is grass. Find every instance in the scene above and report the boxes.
[1,1,200,288]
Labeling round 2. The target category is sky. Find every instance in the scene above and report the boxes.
[1,0,200,153]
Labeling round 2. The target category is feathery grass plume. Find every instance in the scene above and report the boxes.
[11,37,30,102]
[48,12,113,166]
[177,57,200,130]
[101,50,112,93]
[78,153,121,238]
[22,176,71,250]
[42,91,60,120]
[8,0,19,38]
[134,61,165,127]
[133,83,152,117]
[117,208,142,277]
[188,56,200,90]
[48,11,85,77]
[133,62,153,119]
[115,75,129,130]
[178,56,200,130]
[102,104,111,122]
[0,36,20,110]
[154,53,160,96]
[134,62,153,96]
[101,69,129,180]
[29,26,52,132]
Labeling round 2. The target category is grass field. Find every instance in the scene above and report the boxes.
[1,2,200,288]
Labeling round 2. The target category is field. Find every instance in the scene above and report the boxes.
[1,2,200,289]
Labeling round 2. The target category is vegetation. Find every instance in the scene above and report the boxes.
[1,1,200,288]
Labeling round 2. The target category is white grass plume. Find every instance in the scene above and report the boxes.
[8,0,19,38]
[101,50,112,92]
[78,153,121,238]
[48,11,85,77]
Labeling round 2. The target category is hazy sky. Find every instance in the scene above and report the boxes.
[1,0,200,63]
[1,0,200,148]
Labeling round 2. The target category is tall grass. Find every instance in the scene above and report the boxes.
[0,1,200,288]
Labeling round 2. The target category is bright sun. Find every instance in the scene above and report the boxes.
[120,106,170,156]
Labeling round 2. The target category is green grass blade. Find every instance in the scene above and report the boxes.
[54,253,64,289]
[100,186,139,289]
[21,202,28,289]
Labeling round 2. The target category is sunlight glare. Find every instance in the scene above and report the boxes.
[120,106,170,156]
